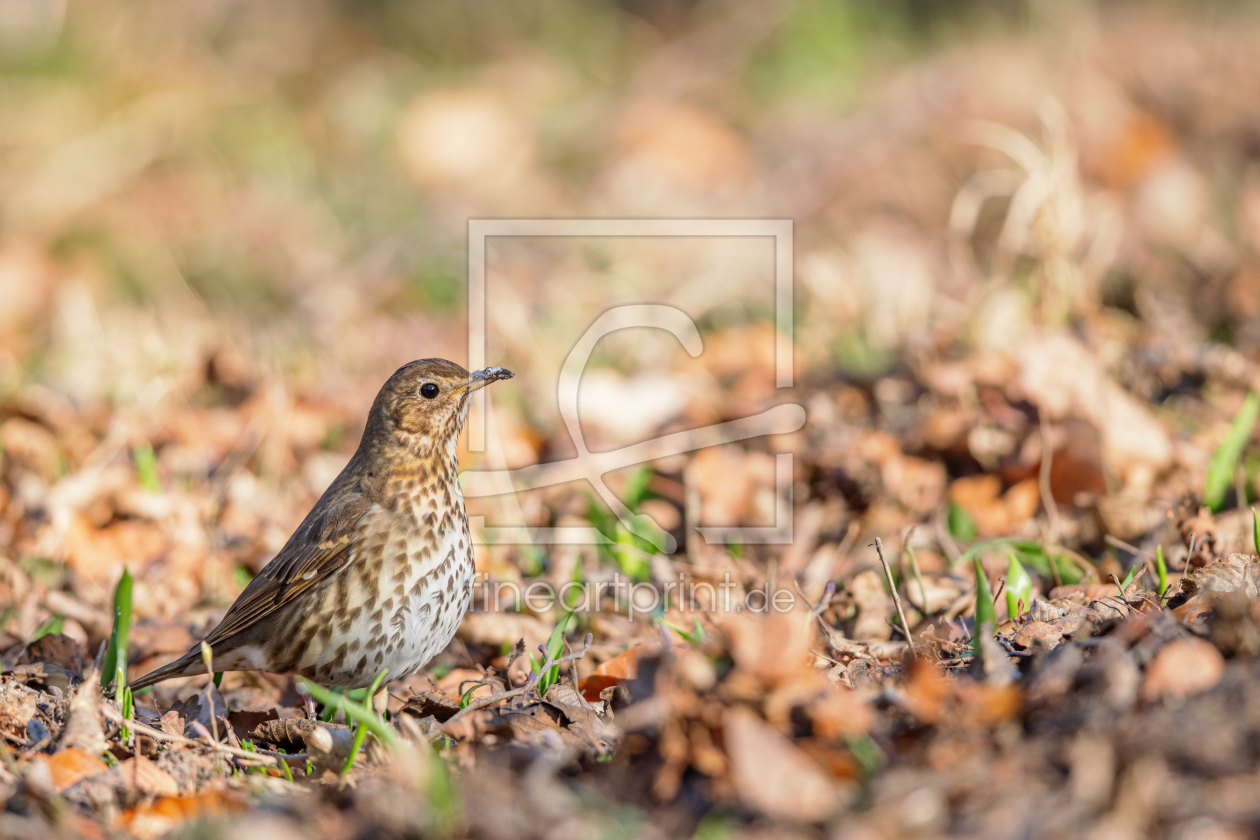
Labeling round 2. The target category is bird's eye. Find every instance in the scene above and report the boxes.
[420,383,440,399]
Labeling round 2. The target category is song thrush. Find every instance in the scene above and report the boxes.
[130,359,513,693]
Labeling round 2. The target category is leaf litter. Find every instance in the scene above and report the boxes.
[4,3,1260,839]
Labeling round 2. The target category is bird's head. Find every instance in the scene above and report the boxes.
[366,358,513,459]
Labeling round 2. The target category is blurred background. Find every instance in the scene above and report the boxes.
[3,0,1260,649]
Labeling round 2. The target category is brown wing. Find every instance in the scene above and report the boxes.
[203,490,375,646]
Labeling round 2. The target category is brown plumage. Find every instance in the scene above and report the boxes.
[130,359,513,692]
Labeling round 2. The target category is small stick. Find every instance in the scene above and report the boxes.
[100,705,307,766]
[903,527,929,615]
[794,580,837,634]
[1103,534,1143,556]
[567,649,595,712]
[874,538,914,652]
[441,633,593,733]
[1176,532,1197,595]
[813,580,836,618]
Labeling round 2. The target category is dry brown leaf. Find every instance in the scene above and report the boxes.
[118,787,248,840]
[63,513,170,582]
[457,612,551,655]
[42,747,109,792]
[1018,333,1172,493]
[115,756,180,797]
[580,644,650,701]
[723,706,840,823]
[1141,637,1225,702]
[59,669,107,755]
[847,569,892,641]
[948,475,1040,535]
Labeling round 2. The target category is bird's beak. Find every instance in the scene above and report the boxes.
[452,366,514,396]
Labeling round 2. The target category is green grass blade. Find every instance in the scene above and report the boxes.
[1005,553,1032,617]
[537,609,575,695]
[972,558,995,659]
[120,685,133,741]
[341,668,389,776]
[101,568,134,693]
[300,678,400,750]
[1156,544,1168,599]
[459,682,489,710]
[1118,561,1139,593]
[1253,509,1260,556]
[32,615,63,641]
[948,501,978,543]
[132,441,161,493]
[1205,391,1260,510]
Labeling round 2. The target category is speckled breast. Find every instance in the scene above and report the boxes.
[290,483,475,689]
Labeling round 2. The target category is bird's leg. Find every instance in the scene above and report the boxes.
[371,685,389,717]
[299,684,318,720]
[439,633,593,736]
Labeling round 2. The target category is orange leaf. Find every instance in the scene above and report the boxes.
[593,644,648,679]
[119,788,247,840]
[45,747,109,791]
[116,756,180,797]
[577,674,622,703]
[579,644,650,701]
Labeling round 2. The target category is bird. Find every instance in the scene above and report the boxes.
[129,359,513,705]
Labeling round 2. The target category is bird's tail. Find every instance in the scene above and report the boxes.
[126,650,207,691]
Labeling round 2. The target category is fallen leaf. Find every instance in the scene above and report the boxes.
[847,569,892,641]
[119,788,248,840]
[43,747,109,792]
[1010,620,1065,652]
[580,644,650,701]
[1141,637,1225,702]
[723,706,840,823]
[115,756,180,797]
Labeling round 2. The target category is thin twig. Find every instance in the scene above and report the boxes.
[567,653,594,712]
[812,580,836,618]
[100,705,307,766]
[1176,532,1197,595]
[903,527,929,615]
[874,538,914,652]
[441,633,593,733]
[1103,534,1143,556]
[794,580,834,632]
